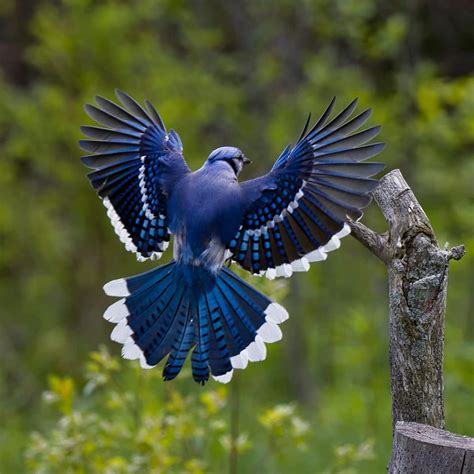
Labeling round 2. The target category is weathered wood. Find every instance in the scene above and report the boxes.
[349,169,465,430]
[389,422,474,473]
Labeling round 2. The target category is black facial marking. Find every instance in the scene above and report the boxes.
[227,157,240,174]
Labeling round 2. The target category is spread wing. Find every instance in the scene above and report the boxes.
[80,90,190,261]
[228,98,385,278]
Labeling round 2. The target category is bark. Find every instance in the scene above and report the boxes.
[349,169,467,470]
[389,422,474,473]
[350,169,465,429]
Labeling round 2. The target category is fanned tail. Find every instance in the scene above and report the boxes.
[103,262,289,384]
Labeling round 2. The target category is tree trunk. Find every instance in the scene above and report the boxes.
[349,169,467,469]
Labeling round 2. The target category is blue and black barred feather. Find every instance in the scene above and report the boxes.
[80,90,189,261]
[206,290,233,378]
[228,98,384,278]
[191,295,211,384]
[163,308,194,381]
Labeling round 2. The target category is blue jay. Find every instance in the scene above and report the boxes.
[80,90,384,384]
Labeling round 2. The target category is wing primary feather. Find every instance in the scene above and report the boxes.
[314,126,381,153]
[84,104,145,132]
[80,151,140,169]
[313,109,372,145]
[305,96,336,137]
[309,98,358,140]
[87,160,139,181]
[94,95,145,126]
[316,142,385,163]
[79,139,139,153]
[296,113,312,143]
[80,125,141,140]
[114,89,154,125]
[315,161,385,178]
[145,100,166,130]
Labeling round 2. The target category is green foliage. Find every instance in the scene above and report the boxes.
[0,0,472,472]
[26,347,310,473]
[259,404,310,450]
[327,439,375,474]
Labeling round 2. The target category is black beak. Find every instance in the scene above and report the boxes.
[243,156,252,165]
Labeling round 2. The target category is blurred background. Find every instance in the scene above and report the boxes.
[0,0,473,472]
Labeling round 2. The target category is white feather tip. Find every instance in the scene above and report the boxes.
[257,321,283,343]
[110,321,133,343]
[212,369,234,384]
[246,336,267,362]
[103,278,130,297]
[265,303,289,324]
[103,298,129,322]
[230,352,249,370]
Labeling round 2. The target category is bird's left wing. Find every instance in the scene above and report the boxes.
[228,98,385,278]
[80,90,190,261]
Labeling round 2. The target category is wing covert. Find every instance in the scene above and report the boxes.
[228,98,385,278]
[80,90,190,261]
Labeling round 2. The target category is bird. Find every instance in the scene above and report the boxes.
[80,90,384,384]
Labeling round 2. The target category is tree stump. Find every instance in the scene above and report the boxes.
[389,422,474,473]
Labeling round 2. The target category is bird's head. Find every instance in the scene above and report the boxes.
[206,146,251,176]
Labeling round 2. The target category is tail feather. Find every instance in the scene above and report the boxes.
[212,268,287,375]
[191,297,210,384]
[125,277,173,324]
[215,280,261,367]
[205,291,233,380]
[134,282,184,347]
[163,306,194,381]
[212,287,247,356]
[215,278,259,340]
[146,295,189,366]
[221,269,272,309]
[104,261,175,297]
[222,271,281,338]
[127,277,177,342]
[103,261,289,384]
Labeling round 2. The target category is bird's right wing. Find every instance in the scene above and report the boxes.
[228,98,385,278]
[80,90,190,261]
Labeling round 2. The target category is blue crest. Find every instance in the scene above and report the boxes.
[207,146,242,162]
